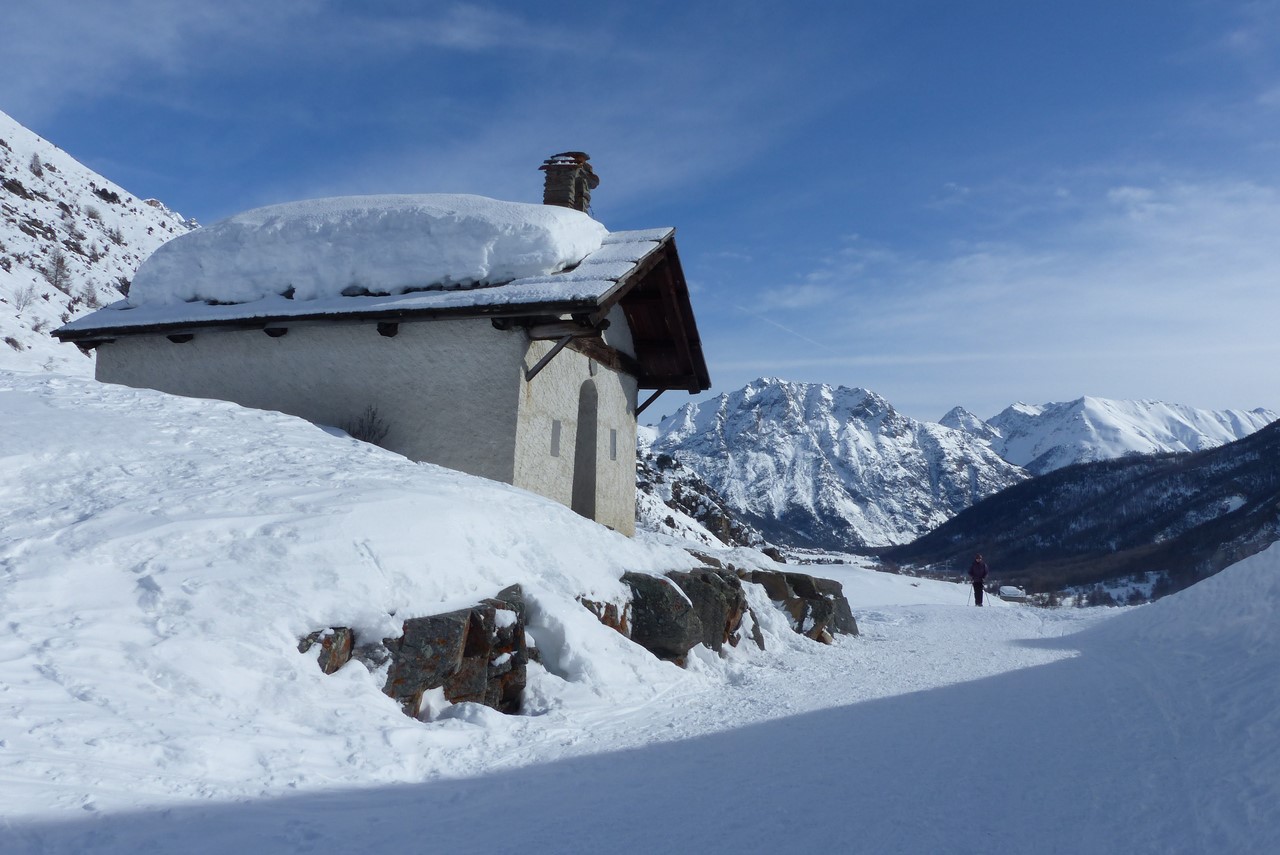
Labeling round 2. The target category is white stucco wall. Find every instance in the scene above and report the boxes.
[95,320,525,484]
[512,339,638,536]
[95,316,639,534]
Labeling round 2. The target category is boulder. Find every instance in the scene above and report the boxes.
[742,569,858,643]
[482,586,528,713]
[376,583,529,717]
[297,626,354,675]
[789,573,859,636]
[383,609,471,716]
[666,568,750,651]
[621,571,703,665]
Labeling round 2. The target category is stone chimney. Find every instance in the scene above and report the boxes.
[540,152,599,213]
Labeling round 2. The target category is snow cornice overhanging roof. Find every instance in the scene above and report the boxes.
[54,228,674,340]
[53,226,712,394]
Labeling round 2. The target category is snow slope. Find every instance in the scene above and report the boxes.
[947,396,1278,474]
[0,109,194,375]
[0,370,712,811]
[3,372,1279,853]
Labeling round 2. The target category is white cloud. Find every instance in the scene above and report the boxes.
[705,176,1280,419]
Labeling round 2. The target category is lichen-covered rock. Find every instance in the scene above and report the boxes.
[622,571,703,665]
[666,568,749,651]
[442,605,496,705]
[297,626,354,675]
[384,609,471,716]
[806,575,859,636]
[578,595,631,637]
[482,585,528,713]
[376,583,530,717]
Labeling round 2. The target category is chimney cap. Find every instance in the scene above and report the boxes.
[540,152,600,212]
[540,152,600,188]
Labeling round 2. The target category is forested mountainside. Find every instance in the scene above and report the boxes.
[881,418,1280,594]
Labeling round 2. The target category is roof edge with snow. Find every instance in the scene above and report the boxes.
[55,227,711,393]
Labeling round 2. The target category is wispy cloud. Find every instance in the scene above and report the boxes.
[0,2,575,124]
[705,174,1280,419]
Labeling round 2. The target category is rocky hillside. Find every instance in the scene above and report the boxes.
[649,378,1028,550]
[0,108,195,375]
[942,397,1276,475]
[882,419,1280,595]
[635,448,767,550]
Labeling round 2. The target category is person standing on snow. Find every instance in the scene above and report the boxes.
[968,553,989,606]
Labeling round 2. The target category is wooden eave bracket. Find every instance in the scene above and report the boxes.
[635,389,665,417]
[75,339,113,354]
[525,333,575,382]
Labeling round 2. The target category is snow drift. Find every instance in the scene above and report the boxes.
[127,194,609,305]
[0,369,711,814]
[5,370,1280,853]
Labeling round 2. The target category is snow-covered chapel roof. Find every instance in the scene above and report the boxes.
[54,193,710,392]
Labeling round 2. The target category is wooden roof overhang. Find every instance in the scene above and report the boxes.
[54,233,711,396]
[594,236,710,394]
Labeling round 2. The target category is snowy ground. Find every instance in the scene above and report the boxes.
[2,370,1278,853]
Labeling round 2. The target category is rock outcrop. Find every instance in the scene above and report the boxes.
[298,626,354,675]
[587,566,856,663]
[666,568,755,652]
[302,583,528,719]
[743,569,859,643]
[621,572,704,665]
[304,567,859,720]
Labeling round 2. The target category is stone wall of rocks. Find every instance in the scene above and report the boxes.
[580,565,856,664]
[300,568,857,720]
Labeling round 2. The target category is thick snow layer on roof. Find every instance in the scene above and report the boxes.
[128,194,609,306]
[56,228,671,335]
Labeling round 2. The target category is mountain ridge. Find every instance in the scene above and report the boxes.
[0,108,195,375]
[649,377,1028,550]
[945,395,1277,474]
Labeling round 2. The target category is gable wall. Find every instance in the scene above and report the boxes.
[513,338,637,535]
[95,320,525,484]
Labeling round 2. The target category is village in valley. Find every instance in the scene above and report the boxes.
[2,3,1279,853]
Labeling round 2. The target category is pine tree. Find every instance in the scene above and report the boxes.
[42,249,72,294]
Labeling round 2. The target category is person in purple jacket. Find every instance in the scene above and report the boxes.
[968,553,989,606]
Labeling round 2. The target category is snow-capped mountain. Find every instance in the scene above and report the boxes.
[943,396,1277,475]
[0,108,195,375]
[649,378,1028,550]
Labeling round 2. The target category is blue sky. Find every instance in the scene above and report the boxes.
[5,0,1279,421]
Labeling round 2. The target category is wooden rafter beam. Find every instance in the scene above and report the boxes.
[656,262,697,390]
[568,337,641,377]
